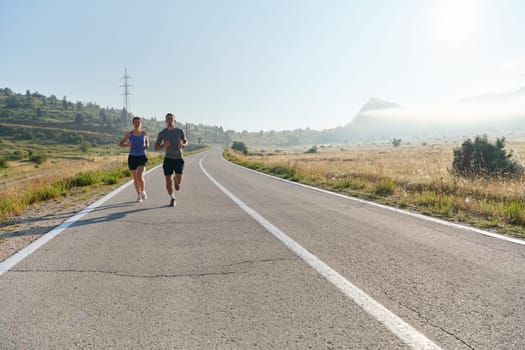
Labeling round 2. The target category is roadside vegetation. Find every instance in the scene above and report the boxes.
[0,143,207,222]
[225,136,525,238]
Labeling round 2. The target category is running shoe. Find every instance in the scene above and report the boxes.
[141,191,147,200]
[169,198,176,207]
[137,194,143,203]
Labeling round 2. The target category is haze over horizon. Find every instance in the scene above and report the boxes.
[1,0,524,132]
[359,86,525,124]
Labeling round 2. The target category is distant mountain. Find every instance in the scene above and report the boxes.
[340,87,525,142]
[358,97,399,112]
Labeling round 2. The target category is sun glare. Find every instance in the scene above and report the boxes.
[428,0,483,47]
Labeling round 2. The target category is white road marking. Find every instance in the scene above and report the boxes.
[227,157,525,246]
[0,164,163,276]
[200,155,443,350]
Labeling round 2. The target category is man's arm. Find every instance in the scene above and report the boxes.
[179,136,188,149]
[154,134,171,151]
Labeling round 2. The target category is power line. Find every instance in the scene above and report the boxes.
[120,68,133,124]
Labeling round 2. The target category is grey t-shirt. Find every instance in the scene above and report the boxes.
[156,127,185,159]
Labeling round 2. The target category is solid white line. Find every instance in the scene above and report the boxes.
[226,158,525,246]
[200,155,443,350]
[0,164,163,276]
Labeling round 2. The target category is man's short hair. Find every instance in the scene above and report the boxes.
[165,113,174,118]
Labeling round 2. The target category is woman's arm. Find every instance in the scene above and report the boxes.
[119,131,131,148]
[144,131,150,150]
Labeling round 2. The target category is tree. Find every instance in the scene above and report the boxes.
[33,108,41,121]
[391,138,402,147]
[0,157,7,169]
[49,95,57,107]
[120,109,128,126]
[99,109,108,127]
[305,145,318,153]
[232,141,248,154]
[1,88,13,96]
[74,113,84,134]
[79,141,91,153]
[452,135,523,178]
[5,95,22,109]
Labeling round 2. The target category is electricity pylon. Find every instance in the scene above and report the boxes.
[120,68,133,125]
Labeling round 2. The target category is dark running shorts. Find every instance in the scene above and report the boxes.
[163,158,184,176]
[128,155,148,170]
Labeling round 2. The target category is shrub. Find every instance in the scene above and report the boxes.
[26,183,66,204]
[72,172,100,187]
[391,138,402,147]
[79,141,91,153]
[103,175,119,185]
[102,168,126,185]
[8,150,26,161]
[0,197,23,219]
[268,165,297,180]
[0,157,7,169]
[452,135,523,178]
[29,154,47,165]
[374,178,397,196]
[503,201,525,226]
[305,145,318,154]
[232,141,248,154]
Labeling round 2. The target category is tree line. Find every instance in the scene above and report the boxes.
[0,87,234,145]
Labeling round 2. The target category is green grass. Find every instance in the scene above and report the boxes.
[504,201,525,225]
[0,157,7,169]
[374,178,397,196]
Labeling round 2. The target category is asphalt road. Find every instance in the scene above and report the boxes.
[1,146,524,349]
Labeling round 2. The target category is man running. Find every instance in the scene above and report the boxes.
[154,113,188,207]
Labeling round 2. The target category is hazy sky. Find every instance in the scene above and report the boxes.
[1,0,524,132]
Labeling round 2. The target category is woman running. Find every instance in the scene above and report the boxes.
[119,116,149,203]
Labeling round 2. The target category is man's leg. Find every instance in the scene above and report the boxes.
[174,173,183,191]
[174,159,184,191]
[165,175,173,196]
[166,175,176,207]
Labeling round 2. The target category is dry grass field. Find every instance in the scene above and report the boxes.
[0,154,130,218]
[0,154,127,193]
[226,138,525,238]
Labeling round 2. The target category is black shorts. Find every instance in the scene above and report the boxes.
[163,158,184,176]
[128,155,148,170]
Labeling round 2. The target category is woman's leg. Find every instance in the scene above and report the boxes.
[131,169,140,194]
[136,165,146,194]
